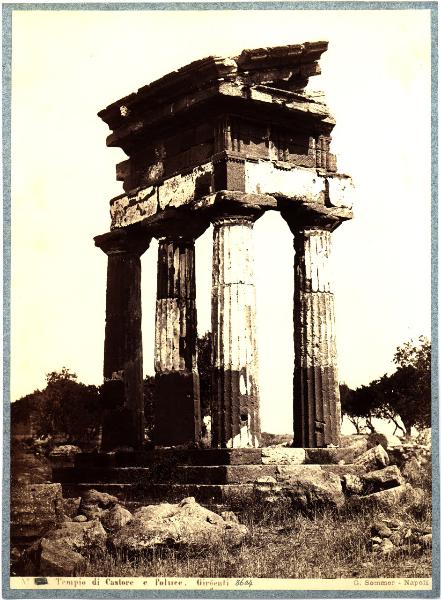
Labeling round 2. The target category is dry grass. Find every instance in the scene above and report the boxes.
[79,492,432,580]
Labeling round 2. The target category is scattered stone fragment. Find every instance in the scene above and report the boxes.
[383,518,402,530]
[420,534,432,548]
[111,497,247,553]
[73,515,88,523]
[370,536,383,545]
[343,474,364,495]
[389,531,403,546]
[339,435,369,453]
[379,538,394,554]
[358,484,409,508]
[354,445,389,471]
[401,457,421,482]
[371,522,392,538]
[100,504,132,533]
[81,489,118,507]
[363,465,404,493]
[45,520,107,554]
[278,467,345,509]
[49,445,82,456]
[62,497,81,520]
[80,488,118,520]
[38,538,85,576]
[382,433,403,448]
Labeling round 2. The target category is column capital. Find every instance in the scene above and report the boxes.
[155,221,209,243]
[94,227,151,256]
[211,213,258,228]
[143,208,210,242]
[209,190,269,226]
[281,202,352,234]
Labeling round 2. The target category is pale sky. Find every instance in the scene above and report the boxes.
[10,8,432,433]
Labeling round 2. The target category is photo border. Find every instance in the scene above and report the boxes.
[2,2,438,597]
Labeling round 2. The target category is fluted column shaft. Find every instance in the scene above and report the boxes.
[95,230,151,451]
[211,215,261,448]
[153,236,201,446]
[293,228,340,447]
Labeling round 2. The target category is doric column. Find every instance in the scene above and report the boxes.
[153,224,207,447]
[211,213,261,448]
[95,228,151,451]
[292,227,340,447]
[282,205,347,447]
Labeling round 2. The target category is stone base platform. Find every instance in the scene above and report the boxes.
[52,447,363,507]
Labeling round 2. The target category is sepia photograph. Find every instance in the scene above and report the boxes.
[4,1,437,596]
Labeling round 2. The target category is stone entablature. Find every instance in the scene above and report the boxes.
[109,172,354,229]
[95,41,354,451]
[99,42,340,201]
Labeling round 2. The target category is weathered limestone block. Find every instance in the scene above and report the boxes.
[79,488,118,520]
[50,445,82,456]
[211,213,261,448]
[111,497,248,552]
[20,538,86,577]
[261,447,306,465]
[245,162,325,201]
[356,484,410,509]
[276,465,345,509]
[154,232,203,446]
[253,476,283,503]
[62,497,81,520]
[100,504,133,533]
[11,483,64,542]
[49,445,82,468]
[343,474,364,495]
[371,522,393,538]
[45,520,107,554]
[37,539,85,576]
[354,445,390,471]
[319,464,365,478]
[362,465,404,493]
[94,229,151,451]
[74,515,87,523]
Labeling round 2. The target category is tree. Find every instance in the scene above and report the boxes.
[340,382,381,434]
[340,337,431,437]
[377,336,431,436]
[12,368,102,444]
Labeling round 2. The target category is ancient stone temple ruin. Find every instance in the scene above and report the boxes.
[54,42,354,504]
[94,41,353,452]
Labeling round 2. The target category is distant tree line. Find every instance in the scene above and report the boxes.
[11,335,431,445]
[11,367,102,444]
[340,336,431,436]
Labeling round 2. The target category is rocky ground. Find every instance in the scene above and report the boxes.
[10,431,432,579]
